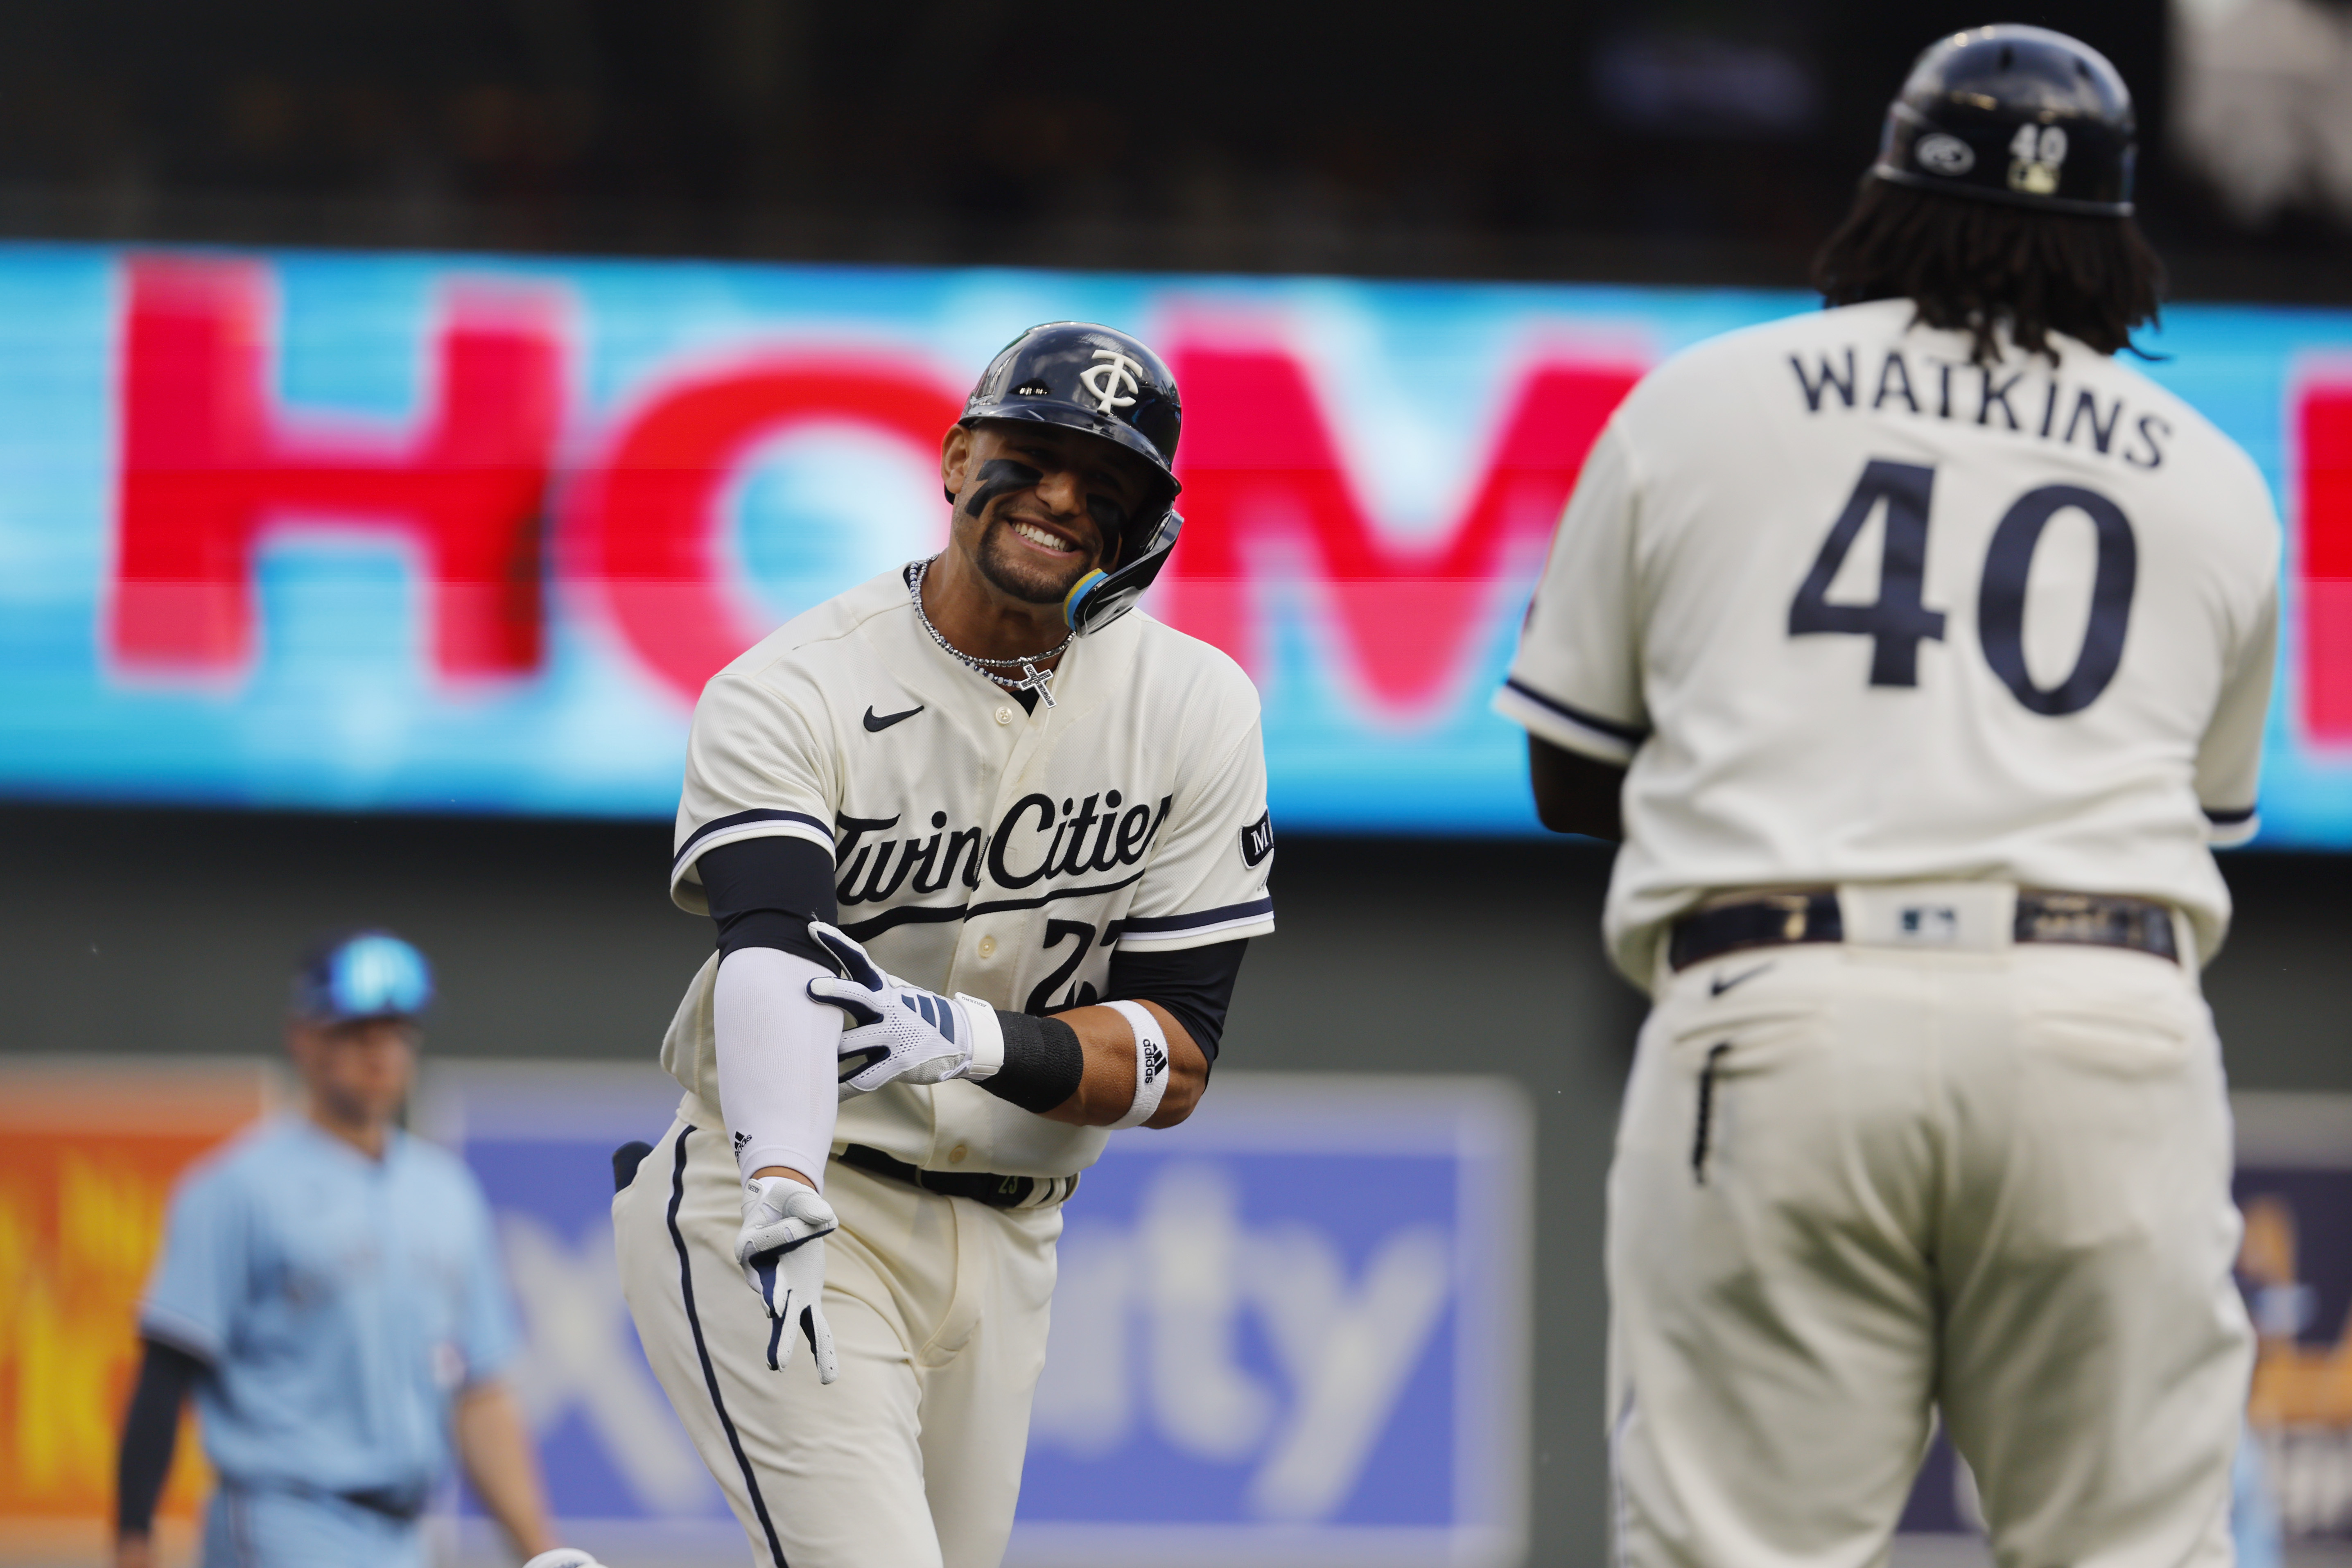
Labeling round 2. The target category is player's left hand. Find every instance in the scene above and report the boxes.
[735,1175,839,1383]
[524,1552,610,1568]
[805,921,1000,1097]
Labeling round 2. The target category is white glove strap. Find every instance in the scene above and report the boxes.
[1103,999,1170,1130]
[955,994,1006,1081]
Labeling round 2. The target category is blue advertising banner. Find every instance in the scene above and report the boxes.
[0,244,2347,839]
[415,1063,1532,1567]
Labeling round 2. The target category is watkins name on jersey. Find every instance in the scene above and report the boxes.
[1788,341,2171,471]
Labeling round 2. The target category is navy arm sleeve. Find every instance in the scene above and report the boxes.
[698,836,838,970]
[116,1338,203,1538]
[1106,938,1249,1063]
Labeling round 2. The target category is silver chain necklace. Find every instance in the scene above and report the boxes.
[906,557,1072,708]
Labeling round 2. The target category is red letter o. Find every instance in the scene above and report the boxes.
[566,359,961,701]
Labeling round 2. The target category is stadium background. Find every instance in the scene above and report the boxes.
[5,1,2352,1564]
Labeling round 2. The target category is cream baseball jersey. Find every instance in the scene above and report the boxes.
[663,565,1276,1177]
[1497,297,2280,985]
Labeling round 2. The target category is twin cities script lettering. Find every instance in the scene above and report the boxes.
[1789,345,2171,470]
[834,790,1175,906]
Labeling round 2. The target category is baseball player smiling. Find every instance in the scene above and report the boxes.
[615,321,1274,1568]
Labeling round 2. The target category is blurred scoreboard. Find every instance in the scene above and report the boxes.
[0,245,2347,838]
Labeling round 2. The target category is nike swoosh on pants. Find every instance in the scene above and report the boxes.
[1710,961,1775,997]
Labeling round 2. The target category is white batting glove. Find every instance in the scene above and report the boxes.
[735,1175,839,1383]
[805,922,1003,1098]
[524,1553,608,1568]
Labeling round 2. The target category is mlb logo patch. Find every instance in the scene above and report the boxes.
[1898,905,1960,943]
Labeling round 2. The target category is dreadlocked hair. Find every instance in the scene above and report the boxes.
[1812,178,2166,366]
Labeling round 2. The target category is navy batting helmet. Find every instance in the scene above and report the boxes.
[958,322,1184,637]
[1870,25,2136,217]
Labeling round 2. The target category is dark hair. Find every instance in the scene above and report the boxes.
[1812,178,2166,365]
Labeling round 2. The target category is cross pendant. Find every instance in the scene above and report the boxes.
[1014,661,1058,709]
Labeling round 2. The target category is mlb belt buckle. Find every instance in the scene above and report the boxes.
[1839,882,2017,952]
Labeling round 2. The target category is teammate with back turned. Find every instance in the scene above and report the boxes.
[1496,26,2273,1568]
[613,322,1276,1568]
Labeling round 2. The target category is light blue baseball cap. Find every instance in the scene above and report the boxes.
[291,931,435,1025]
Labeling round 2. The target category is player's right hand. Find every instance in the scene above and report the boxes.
[734,1175,839,1383]
[804,921,1000,1097]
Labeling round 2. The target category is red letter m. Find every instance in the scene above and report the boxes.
[2304,379,2352,744]
[111,258,563,679]
[1162,344,1638,707]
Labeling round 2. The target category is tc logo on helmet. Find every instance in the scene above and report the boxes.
[1080,350,1144,416]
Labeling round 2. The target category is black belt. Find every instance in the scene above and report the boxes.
[230,1478,432,1523]
[337,1482,432,1523]
[1667,888,2179,971]
[837,1143,1077,1209]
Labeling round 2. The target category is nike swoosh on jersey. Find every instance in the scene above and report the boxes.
[1709,961,1775,997]
[863,704,924,732]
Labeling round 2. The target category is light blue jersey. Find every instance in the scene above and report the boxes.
[140,1116,517,1565]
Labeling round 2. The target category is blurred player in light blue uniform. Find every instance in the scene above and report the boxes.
[113,932,563,1568]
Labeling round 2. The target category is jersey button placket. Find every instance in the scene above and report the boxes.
[965,666,1062,996]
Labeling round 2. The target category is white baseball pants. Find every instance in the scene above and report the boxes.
[1610,937,2253,1568]
[615,1103,1063,1568]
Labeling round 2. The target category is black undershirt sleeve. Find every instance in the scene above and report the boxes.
[1107,938,1249,1064]
[697,836,839,969]
[117,1338,203,1538]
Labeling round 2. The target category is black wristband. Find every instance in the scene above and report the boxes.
[981,1011,1085,1114]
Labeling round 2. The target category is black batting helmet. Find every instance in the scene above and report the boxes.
[1870,25,2136,217]
[958,322,1185,636]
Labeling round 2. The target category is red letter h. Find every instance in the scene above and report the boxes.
[111,257,563,679]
